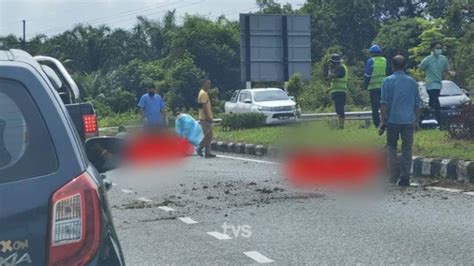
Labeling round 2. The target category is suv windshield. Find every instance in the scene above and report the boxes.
[254,90,289,102]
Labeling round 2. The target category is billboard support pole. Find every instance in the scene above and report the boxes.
[244,15,251,83]
[282,15,289,82]
[246,81,252,90]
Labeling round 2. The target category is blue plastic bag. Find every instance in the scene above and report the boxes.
[175,114,204,147]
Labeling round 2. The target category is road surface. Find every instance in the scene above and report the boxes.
[106,153,474,265]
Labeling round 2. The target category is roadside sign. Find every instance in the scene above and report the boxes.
[240,14,311,83]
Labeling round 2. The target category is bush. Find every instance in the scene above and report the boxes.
[221,113,266,131]
[98,111,141,128]
[447,102,474,139]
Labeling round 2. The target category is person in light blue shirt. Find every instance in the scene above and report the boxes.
[419,41,455,124]
[380,55,421,187]
[137,83,166,130]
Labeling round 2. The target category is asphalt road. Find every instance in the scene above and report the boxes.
[106,153,474,265]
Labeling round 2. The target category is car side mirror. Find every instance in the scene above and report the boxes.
[244,99,252,104]
[289,96,295,101]
[85,137,125,173]
[463,89,471,97]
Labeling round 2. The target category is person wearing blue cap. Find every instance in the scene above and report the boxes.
[364,44,389,127]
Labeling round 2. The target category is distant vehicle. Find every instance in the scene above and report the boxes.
[34,55,99,142]
[225,88,299,124]
[418,80,471,125]
[0,49,124,266]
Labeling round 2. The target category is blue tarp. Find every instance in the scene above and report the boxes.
[175,114,204,147]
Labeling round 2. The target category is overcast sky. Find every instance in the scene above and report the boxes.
[0,0,306,39]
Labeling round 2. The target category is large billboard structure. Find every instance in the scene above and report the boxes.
[240,14,311,84]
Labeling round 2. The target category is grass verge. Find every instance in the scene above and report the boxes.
[214,120,474,161]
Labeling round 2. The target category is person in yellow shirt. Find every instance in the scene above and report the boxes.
[197,79,216,158]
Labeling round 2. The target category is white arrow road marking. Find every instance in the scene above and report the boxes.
[463,191,474,196]
[137,197,152,202]
[244,251,274,263]
[207,231,232,240]
[158,206,175,212]
[216,155,279,165]
[179,217,198,224]
[426,186,463,193]
[121,189,133,194]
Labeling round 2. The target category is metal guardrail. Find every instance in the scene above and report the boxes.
[99,111,372,132]
[301,111,372,121]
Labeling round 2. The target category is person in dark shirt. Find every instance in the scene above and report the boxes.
[327,54,349,129]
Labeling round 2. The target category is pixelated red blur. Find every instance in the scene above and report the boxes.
[283,149,385,188]
[123,132,194,166]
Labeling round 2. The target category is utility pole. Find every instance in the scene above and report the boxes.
[22,20,26,48]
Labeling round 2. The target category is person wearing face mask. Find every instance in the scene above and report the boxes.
[137,83,167,131]
[420,41,456,126]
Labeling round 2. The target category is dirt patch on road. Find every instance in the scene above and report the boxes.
[417,178,474,191]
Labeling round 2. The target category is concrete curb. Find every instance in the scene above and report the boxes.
[211,140,280,159]
[211,140,474,183]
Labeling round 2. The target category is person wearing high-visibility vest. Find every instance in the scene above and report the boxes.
[364,44,388,127]
[328,53,348,129]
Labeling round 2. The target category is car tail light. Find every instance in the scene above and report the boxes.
[48,172,101,266]
[83,114,98,134]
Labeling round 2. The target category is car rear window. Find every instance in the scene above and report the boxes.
[0,79,58,183]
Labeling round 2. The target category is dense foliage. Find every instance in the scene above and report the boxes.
[221,113,267,131]
[1,0,472,117]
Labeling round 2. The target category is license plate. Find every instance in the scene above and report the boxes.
[447,111,460,116]
[279,116,289,120]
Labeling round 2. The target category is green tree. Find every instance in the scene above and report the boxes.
[453,24,474,91]
[409,18,456,63]
[256,0,295,14]
[373,18,423,69]
[300,0,380,62]
[170,15,240,92]
[287,73,304,100]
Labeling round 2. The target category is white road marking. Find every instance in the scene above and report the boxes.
[179,217,198,224]
[217,155,279,165]
[463,192,474,196]
[158,206,175,212]
[137,197,153,203]
[426,186,463,193]
[244,251,274,264]
[207,231,232,240]
[121,189,133,194]
[113,183,119,186]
